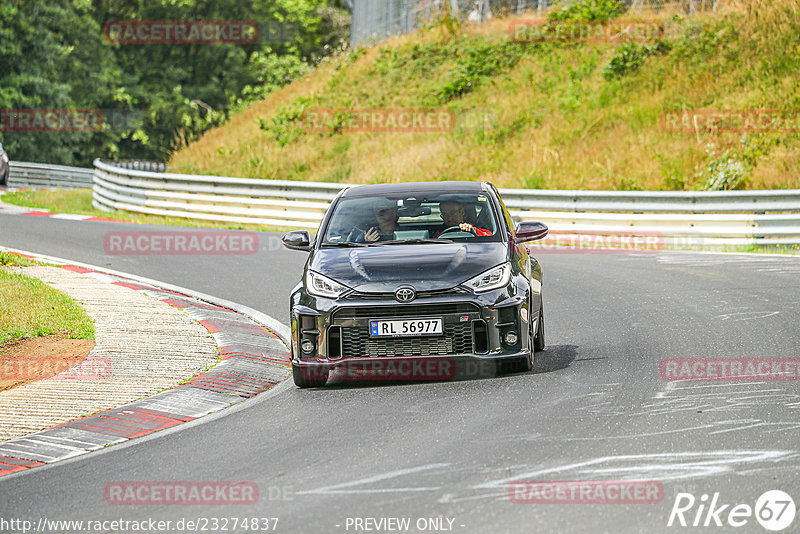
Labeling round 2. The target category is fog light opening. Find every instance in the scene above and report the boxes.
[504,331,518,346]
[301,339,315,354]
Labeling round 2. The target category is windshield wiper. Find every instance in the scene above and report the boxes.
[369,238,454,246]
[320,241,369,247]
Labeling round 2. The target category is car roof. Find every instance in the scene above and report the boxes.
[342,181,489,198]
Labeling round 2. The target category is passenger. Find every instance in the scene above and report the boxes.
[363,198,399,242]
[436,200,491,237]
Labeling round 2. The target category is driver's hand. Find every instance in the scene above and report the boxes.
[459,223,474,232]
[365,227,380,242]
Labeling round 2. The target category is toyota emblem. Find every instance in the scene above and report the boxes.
[395,286,416,303]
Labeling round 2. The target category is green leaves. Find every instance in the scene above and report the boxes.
[437,40,525,102]
[603,41,671,80]
[260,96,312,147]
[547,0,627,23]
[0,0,349,165]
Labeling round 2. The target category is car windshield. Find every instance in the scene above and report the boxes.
[321,192,500,245]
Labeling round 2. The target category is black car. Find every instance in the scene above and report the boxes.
[282,181,548,388]
[0,142,8,185]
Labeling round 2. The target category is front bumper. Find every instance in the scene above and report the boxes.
[292,351,531,382]
[290,283,536,375]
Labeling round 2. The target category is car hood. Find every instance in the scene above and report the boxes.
[309,242,508,292]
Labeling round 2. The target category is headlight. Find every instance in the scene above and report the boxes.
[306,270,351,299]
[463,262,511,293]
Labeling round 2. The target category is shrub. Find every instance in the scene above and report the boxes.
[603,41,671,80]
[437,41,525,102]
[547,0,627,23]
[259,97,311,147]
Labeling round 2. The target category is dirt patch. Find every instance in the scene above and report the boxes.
[0,334,96,392]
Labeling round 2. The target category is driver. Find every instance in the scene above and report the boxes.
[436,200,491,237]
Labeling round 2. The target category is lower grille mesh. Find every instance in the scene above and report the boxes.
[341,324,473,358]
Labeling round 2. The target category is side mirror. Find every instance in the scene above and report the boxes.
[515,221,548,243]
[282,230,311,251]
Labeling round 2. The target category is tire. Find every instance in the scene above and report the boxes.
[519,299,535,373]
[534,302,545,353]
[292,363,329,388]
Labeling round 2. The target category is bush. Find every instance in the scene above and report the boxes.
[437,41,525,102]
[259,97,311,147]
[698,152,748,191]
[547,0,627,23]
[603,41,671,80]
[698,136,781,191]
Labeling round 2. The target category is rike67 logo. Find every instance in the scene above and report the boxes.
[668,490,796,531]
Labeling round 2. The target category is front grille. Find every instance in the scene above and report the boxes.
[344,288,470,301]
[334,303,478,319]
[340,323,472,357]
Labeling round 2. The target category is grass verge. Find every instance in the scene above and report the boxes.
[0,261,95,346]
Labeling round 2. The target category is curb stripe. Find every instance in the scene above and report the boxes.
[0,252,290,479]
[0,456,45,476]
[60,265,93,274]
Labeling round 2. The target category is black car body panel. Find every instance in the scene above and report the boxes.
[0,143,8,185]
[310,242,508,292]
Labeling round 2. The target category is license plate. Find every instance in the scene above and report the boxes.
[370,317,444,337]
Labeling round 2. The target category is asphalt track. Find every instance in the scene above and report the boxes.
[1,212,800,533]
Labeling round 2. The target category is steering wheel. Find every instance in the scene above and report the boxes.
[438,225,479,237]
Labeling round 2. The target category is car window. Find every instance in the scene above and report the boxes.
[490,185,515,234]
[321,192,501,245]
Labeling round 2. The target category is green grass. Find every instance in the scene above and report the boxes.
[1,189,292,232]
[0,251,39,267]
[0,267,95,346]
[169,0,800,191]
[4,189,96,215]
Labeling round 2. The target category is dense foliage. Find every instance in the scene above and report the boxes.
[0,0,349,165]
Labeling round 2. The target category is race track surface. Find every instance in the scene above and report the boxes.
[2,213,799,533]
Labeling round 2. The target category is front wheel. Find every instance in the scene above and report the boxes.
[534,303,545,353]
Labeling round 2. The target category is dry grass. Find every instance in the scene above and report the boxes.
[169,1,800,191]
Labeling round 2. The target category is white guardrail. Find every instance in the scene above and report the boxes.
[5,160,800,246]
[7,161,94,189]
[91,159,800,247]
